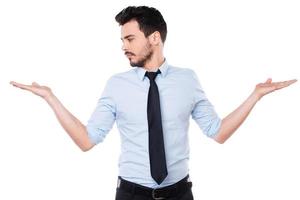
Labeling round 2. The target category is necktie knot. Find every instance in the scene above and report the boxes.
[145,70,161,81]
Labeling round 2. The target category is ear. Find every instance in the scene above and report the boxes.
[149,31,161,46]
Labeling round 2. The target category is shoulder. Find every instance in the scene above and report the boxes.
[106,68,136,83]
[167,65,198,79]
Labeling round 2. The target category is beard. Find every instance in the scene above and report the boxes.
[129,42,153,67]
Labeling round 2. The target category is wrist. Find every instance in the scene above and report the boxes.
[44,92,56,103]
[249,91,261,102]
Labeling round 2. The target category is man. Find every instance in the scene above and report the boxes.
[10,6,296,200]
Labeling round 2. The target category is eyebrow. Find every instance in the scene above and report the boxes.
[121,34,135,40]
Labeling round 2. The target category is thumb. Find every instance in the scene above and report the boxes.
[265,78,272,84]
[32,82,40,86]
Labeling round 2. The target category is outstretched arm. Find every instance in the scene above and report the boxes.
[10,81,94,151]
[213,78,297,144]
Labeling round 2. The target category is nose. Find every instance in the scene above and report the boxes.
[121,40,128,52]
[121,44,126,51]
[121,42,126,51]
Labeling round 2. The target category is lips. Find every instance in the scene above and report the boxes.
[125,52,135,57]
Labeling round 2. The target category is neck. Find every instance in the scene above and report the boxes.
[143,53,165,72]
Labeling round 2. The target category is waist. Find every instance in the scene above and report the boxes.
[118,161,189,188]
[117,175,192,199]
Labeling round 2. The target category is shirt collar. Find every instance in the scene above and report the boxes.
[135,59,169,81]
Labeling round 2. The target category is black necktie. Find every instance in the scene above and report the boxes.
[145,70,168,185]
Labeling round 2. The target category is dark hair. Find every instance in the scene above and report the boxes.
[115,6,167,43]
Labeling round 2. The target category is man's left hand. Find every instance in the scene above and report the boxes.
[253,78,297,100]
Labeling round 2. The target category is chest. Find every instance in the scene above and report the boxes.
[115,79,194,123]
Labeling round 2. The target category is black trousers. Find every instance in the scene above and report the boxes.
[115,188,194,200]
[115,177,194,200]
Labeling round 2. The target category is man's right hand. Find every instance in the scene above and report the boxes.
[10,81,53,100]
[10,81,94,151]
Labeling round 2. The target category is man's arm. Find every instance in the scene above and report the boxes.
[213,78,297,144]
[10,81,94,151]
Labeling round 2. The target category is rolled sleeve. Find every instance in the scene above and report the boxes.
[86,78,116,145]
[190,71,221,138]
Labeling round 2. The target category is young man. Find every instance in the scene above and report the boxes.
[11,6,296,200]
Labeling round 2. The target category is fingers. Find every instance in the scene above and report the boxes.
[257,79,297,95]
[286,79,298,85]
[273,79,297,90]
[262,79,297,86]
[10,81,34,91]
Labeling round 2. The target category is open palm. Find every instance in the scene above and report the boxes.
[254,78,297,99]
[10,81,52,99]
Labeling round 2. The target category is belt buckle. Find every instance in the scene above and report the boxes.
[152,188,166,200]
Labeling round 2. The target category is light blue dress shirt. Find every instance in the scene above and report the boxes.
[86,60,221,188]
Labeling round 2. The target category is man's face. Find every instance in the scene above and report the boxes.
[121,20,153,67]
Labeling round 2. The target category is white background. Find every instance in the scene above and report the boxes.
[0,0,299,199]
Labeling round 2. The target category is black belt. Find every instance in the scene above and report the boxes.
[117,175,192,199]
